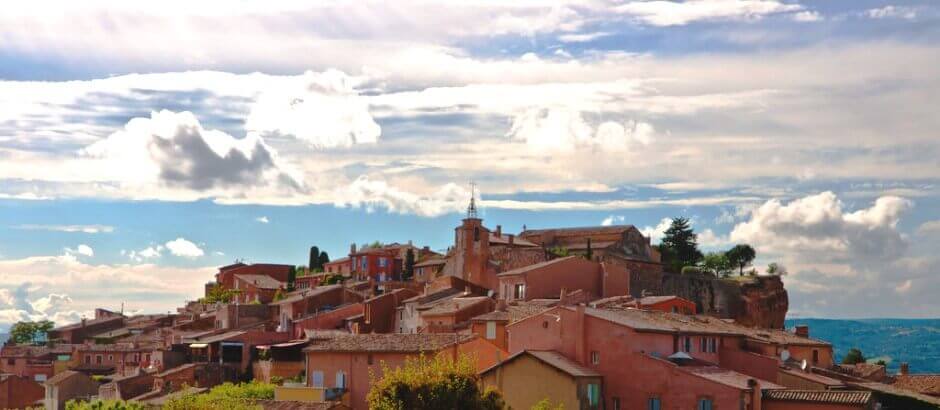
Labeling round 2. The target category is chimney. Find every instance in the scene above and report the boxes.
[795,325,809,338]
[495,225,502,238]
[508,234,514,246]
[575,304,587,365]
[81,318,87,328]
[899,362,909,375]
[748,379,762,410]
[350,243,357,254]
[559,288,568,305]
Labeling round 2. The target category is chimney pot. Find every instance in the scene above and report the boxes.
[496,225,502,237]
[508,234,514,246]
[795,325,809,338]
[899,362,910,375]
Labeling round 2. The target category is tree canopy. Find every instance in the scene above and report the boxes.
[842,348,867,365]
[726,244,757,276]
[367,354,503,410]
[659,217,703,272]
[701,252,732,277]
[10,320,54,344]
[200,284,239,304]
[309,246,320,270]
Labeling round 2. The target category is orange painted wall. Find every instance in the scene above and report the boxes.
[471,321,508,351]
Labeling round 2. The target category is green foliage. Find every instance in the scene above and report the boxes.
[269,375,283,386]
[659,217,703,272]
[65,399,145,410]
[726,244,757,276]
[367,354,504,410]
[766,262,788,276]
[287,266,297,291]
[309,246,321,270]
[701,252,732,277]
[163,381,274,410]
[842,348,867,365]
[10,320,54,344]
[200,284,239,304]
[549,246,570,257]
[318,251,330,268]
[273,288,286,302]
[875,359,887,366]
[681,266,703,275]
[323,274,345,285]
[403,248,416,281]
[531,398,564,410]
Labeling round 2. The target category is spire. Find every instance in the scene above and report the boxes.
[467,181,478,219]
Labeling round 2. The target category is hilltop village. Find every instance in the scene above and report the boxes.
[2,202,939,409]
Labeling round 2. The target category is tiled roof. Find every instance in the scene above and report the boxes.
[639,296,684,305]
[324,257,350,265]
[496,256,579,277]
[472,302,552,323]
[234,274,285,290]
[682,366,784,390]
[402,288,462,305]
[304,333,474,353]
[488,234,538,247]
[271,284,343,305]
[779,367,845,387]
[77,344,154,352]
[836,363,886,380]
[528,351,601,377]
[414,257,447,267]
[421,297,491,316]
[851,381,940,406]
[521,225,636,237]
[891,374,940,396]
[763,390,872,405]
[52,315,124,332]
[45,370,86,386]
[1,344,75,357]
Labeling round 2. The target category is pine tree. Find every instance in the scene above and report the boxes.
[309,246,320,270]
[660,217,704,272]
[317,251,330,270]
[403,248,415,280]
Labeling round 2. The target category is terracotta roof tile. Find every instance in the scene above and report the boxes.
[234,274,285,290]
[763,390,872,405]
[496,256,579,277]
[891,374,940,396]
[304,333,474,353]
[528,350,601,377]
[682,366,784,390]
[420,297,490,316]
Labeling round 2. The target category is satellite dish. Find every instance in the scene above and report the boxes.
[780,349,791,362]
[800,359,808,371]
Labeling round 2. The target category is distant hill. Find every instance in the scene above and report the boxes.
[786,318,940,374]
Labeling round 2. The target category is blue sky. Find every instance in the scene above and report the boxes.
[1,0,939,329]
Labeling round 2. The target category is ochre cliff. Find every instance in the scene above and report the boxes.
[650,273,788,329]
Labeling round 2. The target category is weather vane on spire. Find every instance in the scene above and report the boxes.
[467,181,478,218]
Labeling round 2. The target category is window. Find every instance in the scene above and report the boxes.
[698,398,713,410]
[367,354,374,365]
[700,337,707,352]
[6,358,13,365]
[648,397,661,410]
[812,349,819,364]
[474,227,480,242]
[311,371,324,388]
[34,374,47,382]
[586,383,600,407]
[379,257,387,267]
[108,354,113,361]
[683,336,692,352]
[591,351,600,365]
[336,371,347,389]
[672,306,678,313]
[84,355,91,364]
[514,284,526,300]
[612,397,621,410]
[96,355,103,364]
[486,321,497,340]
[710,338,717,353]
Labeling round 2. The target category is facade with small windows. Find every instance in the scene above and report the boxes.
[480,350,603,410]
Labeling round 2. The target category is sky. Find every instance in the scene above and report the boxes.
[1,0,939,330]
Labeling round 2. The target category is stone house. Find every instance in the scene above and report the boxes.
[480,350,603,410]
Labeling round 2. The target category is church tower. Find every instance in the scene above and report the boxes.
[453,184,493,289]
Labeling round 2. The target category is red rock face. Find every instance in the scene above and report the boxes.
[658,273,788,329]
[736,276,789,328]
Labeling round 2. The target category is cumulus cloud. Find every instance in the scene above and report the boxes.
[507,108,654,152]
[730,192,912,263]
[245,70,380,148]
[641,218,673,244]
[865,6,917,20]
[601,215,626,226]
[125,245,163,262]
[615,0,804,26]
[164,238,205,258]
[335,177,470,217]
[14,224,114,234]
[82,110,298,191]
[916,220,940,236]
[64,244,94,257]
[791,11,822,22]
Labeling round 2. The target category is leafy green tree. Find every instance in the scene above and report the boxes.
[309,246,320,270]
[726,244,757,276]
[367,354,503,410]
[842,348,866,365]
[200,284,239,304]
[766,262,788,276]
[549,246,570,257]
[403,248,415,281]
[660,217,703,272]
[701,252,732,277]
[323,274,345,285]
[273,288,286,302]
[164,381,274,410]
[66,399,146,410]
[10,320,54,344]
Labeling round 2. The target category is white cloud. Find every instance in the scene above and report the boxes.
[64,244,94,257]
[245,70,381,148]
[865,6,917,20]
[615,0,804,26]
[730,192,912,263]
[557,31,612,43]
[507,108,655,152]
[641,218,673,244]
[916,220,940,236]
[14,224,114,234]
[164,238,205,258]
[895,279,912,293]
[126,245,163,262]
[791,11,822,22]
[256,216,270,224]
[601,215,626,226]
[335,177,470,217]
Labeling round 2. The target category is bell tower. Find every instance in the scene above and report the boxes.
[453,183,492,288]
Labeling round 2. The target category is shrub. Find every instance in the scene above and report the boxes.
[367,354,503,410]
[680,266,702,275]
[66,400,145,410]
[163,381,275,410]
